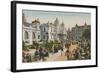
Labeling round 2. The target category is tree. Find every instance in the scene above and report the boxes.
[22,41,25,50]
[32,41,39,49]
[82,29,91,41]
[22,41,29,51]
[47,41,54,52]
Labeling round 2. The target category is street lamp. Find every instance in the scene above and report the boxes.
[46,32,48,48]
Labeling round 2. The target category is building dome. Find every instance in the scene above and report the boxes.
[84,22,87,25]
[32,19,40,24]
[75,24,78,27]
[54,18,59,26]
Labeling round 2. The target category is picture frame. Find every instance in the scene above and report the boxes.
[11,1,98,72]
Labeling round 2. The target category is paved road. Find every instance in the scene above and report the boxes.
[27,49,67,61]
[23,44,78,62]
[48,44,78,61]
[46,49,67,61]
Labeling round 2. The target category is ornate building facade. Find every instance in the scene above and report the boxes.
[22,13,67,45]
[67,23,91,41]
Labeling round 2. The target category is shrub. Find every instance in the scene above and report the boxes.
[32,41,39,49]
[27,45,33,49]
[22,41,27,50]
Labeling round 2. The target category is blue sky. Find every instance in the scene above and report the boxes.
[23,10,91,30]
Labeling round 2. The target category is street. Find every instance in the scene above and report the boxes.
[25,44,78,62]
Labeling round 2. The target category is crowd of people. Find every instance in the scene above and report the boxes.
[65,41,91,60]
[22,51,32,62]
[22,45,64,62]
[22,41,91,62]
[34,47,49,61]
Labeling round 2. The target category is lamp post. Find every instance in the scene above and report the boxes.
[46,32,48,49]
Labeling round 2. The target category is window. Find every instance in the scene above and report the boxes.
[32,32,35,39]
[43,35,45,39]
[38,35,40,39]
[44,27,46,31]
[24,31,29,39]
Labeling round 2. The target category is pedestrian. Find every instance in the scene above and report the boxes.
[26,53,31,62]
[39,47,45,61]
[60,46,63,56]
[44,49,49,57]
[65,49,69,60]
[34,48,39,61]
[74,49,79,60]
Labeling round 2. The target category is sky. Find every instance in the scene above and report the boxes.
[22,10,91,30]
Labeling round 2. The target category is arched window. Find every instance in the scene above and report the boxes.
[24,31,29,39]
[32,32,35,39]
[44,27,46,31]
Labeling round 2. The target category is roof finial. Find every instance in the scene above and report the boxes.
[85,21,87,25]
[75,24,78,27]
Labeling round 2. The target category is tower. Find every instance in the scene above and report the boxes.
[22,13,26,24]
[54,18,59,40]
[60,22,64,33]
